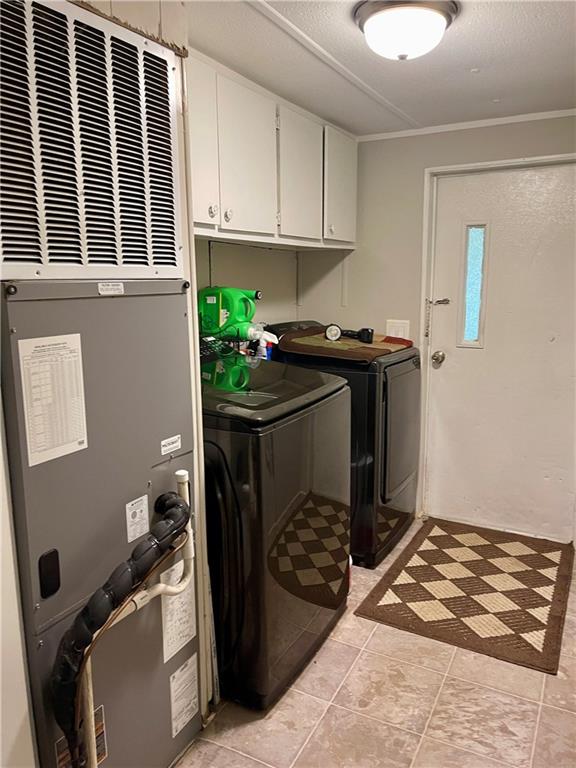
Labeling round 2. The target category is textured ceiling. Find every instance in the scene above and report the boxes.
[186,1,576,136]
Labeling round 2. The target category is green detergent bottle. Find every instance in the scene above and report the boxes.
[198,286,263,340]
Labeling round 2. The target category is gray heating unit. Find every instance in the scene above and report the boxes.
[2,280,201,768]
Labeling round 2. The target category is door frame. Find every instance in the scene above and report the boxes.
[417,153,576,519]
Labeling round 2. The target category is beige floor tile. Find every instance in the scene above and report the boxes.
[293,705,419,768]
[334,650,443,732]
[532,705,576,768]
[566,581,576,616]
[366,624,454,673]
[562,613,576,658]
[413,738,508,768]
[202,690,326,768]
[330,606,375,648]
[292,639,360,701]
[426,677,539,767]
[543,655,576,712]
[177,739,268,768]
[347,567,383,607]
[449,648,543,700]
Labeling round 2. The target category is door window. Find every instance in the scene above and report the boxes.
[459,224,487,347]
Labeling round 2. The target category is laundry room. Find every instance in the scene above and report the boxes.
[1,2,575,768]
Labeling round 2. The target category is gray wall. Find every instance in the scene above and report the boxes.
[298,116,576,339]
[195,239,300,324]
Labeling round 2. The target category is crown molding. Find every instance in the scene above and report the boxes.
[358,109,576,141]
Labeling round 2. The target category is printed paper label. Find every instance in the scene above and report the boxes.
[161,434,181,456]
[125,495,149,543]
[19,334,88,467]
[170,654,198,738]
[97,281,124,296]
[161,559,196,663]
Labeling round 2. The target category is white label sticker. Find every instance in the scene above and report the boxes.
[161,434,181,456]
[170,654,198,738]
[125,495,149,543]
[161,559,196,663]
[18,334,88,467]
[206,296,216,304]
[97,281,124,296]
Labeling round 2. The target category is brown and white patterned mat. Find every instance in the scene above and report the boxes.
[355,518,574,673]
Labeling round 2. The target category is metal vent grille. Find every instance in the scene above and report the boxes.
[144,52,177,266]
[33,2,83,264]
[0,0,181,278]
[111,37,149,266]
[0,1,42,263]
[75,20,117,264]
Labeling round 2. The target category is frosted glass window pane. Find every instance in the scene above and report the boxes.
[464,226,486,342]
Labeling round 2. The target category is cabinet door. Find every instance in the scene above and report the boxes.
[323,126,357,242]
[217,75,277,234]
[186,58,221,225]
[278,107,323,240]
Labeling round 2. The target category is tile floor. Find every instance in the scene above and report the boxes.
[178,522,576,768]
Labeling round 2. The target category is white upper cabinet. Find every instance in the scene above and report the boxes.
[185,54,358,248]
[217,75,277,235]
[323,126,358,243]
[278,107,323,240]
[186,57,221,226]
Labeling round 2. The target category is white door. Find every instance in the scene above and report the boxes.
[278,106,323,240]
[323,126,357,243]
[426,163,575,542]
[186,57,221,226]
[217,75,277,235]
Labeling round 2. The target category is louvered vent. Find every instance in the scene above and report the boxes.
[0,0,181,278]
[112,37,149,265]
[33,3,82,264]
[0,1,42,263]
[75,20,116,264]
[144,52,177,265]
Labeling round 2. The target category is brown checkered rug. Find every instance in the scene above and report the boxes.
[355,518,574,673]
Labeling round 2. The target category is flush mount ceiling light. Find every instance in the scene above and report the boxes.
[354,1,460,61]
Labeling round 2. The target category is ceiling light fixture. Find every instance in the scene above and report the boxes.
[354,1,460,61]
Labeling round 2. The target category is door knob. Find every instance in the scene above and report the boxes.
[224,208,233,223]
[208,204,219,219]
[431,350,446,366]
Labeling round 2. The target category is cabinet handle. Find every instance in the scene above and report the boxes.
[224,208,233,223]
[328,224,335,235]
[208,204,219,219]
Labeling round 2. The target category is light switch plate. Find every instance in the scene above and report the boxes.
[386,319,410,339]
